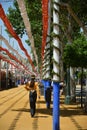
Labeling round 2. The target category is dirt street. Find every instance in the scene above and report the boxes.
[0,85,87,130]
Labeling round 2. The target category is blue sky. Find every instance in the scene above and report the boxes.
[0,0,31,58]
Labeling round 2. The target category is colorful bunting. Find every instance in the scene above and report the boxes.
[0,47,33,74]
[41,0,49,59]
[0,4,36,73]
[0,34,25,62]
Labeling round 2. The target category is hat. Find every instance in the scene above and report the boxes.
[31,75,35,79]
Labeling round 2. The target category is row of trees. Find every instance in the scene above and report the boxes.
[63,34,87,68]
[4,0,87,88]
[6,0,87,74]
[63,34,87,106]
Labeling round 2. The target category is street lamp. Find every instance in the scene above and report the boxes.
[65,67,71,104]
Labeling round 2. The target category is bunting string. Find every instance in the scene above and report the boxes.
[41,0,49,60]
[0,47,33,74]
[0,4,36,72]
[0,34,25,62]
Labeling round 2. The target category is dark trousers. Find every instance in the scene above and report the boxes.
[29,91,37,117]
[45,88,51,108]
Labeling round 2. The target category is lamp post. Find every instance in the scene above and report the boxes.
[65,67,71,104]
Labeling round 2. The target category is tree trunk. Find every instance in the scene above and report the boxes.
[81,67,83,108]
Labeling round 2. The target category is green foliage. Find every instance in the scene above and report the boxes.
[63,34,87,68]
[77,71,87,79]
[7,0,42,65]
[24,0,42,61]
[7,0,26,37]
[59,0,87,45]
[61,0,87,24]
[6,0,87,71]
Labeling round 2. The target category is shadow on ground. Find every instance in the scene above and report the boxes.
[11,96,87,118]
[11,107,53,116]
[60,96,87,117]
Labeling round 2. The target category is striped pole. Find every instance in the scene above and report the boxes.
[53,0,60,130]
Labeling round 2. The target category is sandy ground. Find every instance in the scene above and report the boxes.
[0,85,87,130]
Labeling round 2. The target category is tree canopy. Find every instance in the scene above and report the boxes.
[7,1,26,37]
[6,0,87,71]
[63,34,87,68]
[7,0,42,64]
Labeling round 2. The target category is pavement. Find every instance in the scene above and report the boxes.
[0,85,87,130]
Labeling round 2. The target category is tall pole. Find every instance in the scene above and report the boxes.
[65,67,71,104]
[45,0,51,80]
[65,14,71,104]
[6,62,8,89]
[85,73,87,111]
[43,0,51,108]
[53,0,60,130]
[0,59,1,90]
[0,25,2,90]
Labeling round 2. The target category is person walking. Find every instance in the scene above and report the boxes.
[24,75,40,117]
[45,87,52,109]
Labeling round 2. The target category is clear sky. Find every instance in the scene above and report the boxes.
[0,0,31,58]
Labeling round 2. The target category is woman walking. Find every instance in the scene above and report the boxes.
[24,75,40,117]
